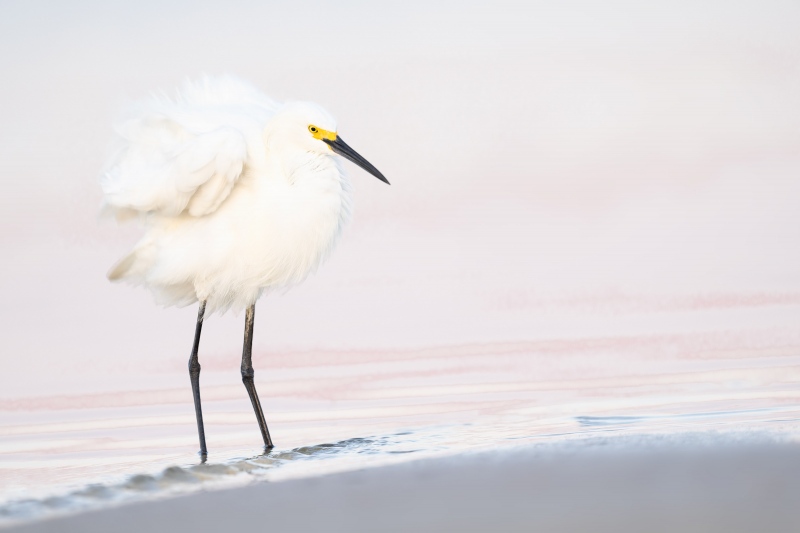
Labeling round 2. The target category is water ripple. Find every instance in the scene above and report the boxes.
[0,434,421,526]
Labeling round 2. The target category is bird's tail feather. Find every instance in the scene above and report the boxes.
[107,251,139,281]
[107,246,199,308]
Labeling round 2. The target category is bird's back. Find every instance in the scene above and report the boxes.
[101,76,278,220]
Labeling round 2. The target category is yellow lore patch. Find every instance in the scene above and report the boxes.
[308,125,337,142]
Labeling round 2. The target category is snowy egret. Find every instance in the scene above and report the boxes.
[101,76,388,458]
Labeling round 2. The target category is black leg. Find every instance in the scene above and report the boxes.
[241,303,274,450]
[188,300,208,461]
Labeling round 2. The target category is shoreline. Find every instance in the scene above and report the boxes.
[9,432,800,533]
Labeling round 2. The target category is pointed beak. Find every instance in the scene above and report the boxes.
[324,136,390,185]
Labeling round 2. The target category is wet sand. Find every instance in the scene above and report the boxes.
[10,433,800,533]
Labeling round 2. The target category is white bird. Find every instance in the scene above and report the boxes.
[101,75,389,459]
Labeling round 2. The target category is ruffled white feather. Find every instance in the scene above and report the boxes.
[102,76,278,218]
[101,76,353,313]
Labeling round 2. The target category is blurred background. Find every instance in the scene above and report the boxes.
[2,0,799,394]
[1,0,800,515]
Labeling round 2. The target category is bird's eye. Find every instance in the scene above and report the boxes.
[309,126,318,133]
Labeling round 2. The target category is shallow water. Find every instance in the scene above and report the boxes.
[2,322,800,526]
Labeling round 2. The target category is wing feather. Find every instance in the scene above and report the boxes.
[101,76,278,218]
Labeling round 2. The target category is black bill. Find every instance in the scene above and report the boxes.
[324,136,390,185]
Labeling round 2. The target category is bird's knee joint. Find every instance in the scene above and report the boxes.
[188,359,201,374]
[241,367,254,380]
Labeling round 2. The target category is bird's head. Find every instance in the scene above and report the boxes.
[273,101,389,184]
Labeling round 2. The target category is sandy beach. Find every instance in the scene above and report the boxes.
[8,433,800,533]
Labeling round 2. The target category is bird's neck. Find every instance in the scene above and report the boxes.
[266,138,340,186]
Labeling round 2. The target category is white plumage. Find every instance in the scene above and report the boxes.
[102,76,364,313]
